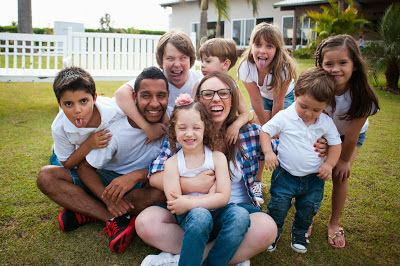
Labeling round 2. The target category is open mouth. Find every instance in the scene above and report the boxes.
[210,105,224,116]
[75,118,83,127]
[258,57,267,69]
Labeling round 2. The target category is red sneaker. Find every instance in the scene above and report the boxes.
[104,215,136,254]
[58,209,96,232]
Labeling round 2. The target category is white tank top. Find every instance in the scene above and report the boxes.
[177,146,214,196]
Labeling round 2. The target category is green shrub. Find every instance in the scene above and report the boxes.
[294,47,315,59]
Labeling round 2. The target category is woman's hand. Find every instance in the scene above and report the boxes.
[333,159,351,182]
[314,138,328,158]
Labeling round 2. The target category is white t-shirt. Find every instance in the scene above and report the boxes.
[177,146,214,197]
[324,90,369,135]
[228,159,251,204]
[262,103,341,176]
[126,69,203,115]
[238,59,295,100]
[51,96,125,162]
[86,117,167,174]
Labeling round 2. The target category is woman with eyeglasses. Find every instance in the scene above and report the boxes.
[137,73,277,265]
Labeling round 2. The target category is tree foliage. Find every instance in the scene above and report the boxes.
[305,0,369,45]
[363,3,400,91]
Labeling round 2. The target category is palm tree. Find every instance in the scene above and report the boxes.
[364,4,400,92]
[187,0,260,42]
[18,0,33,34]
[306,0,369,45]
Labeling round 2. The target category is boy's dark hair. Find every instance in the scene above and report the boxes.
[156,29,196,69]
[134,66,169,93]
[294,67,336,110]
[198,38,238,70]
[53,66,95,102]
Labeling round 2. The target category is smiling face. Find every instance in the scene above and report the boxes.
[58,90,97,128]
[162,42,191,89]
[135,78,168,124]
[251,36,277,71]
[175,109,205,152]
[321,48,355,94]
[201,55,228,75]
[295,93,327,126]
[198,76,232,129]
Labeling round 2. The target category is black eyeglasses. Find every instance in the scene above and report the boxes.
[200,89,232,100]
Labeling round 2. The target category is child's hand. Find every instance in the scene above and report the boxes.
[226,123,240,145]
[167,192,191,215]
[144,123,167,144]
[333,159,351,181]
[264,151,278,171]
[318,162,333,181]
[88,129,112,149]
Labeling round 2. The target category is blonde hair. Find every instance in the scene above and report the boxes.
[238,22,297,95]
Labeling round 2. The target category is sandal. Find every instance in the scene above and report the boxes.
[328,227,345,248]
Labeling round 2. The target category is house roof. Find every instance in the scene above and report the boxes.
[273,0,328,8]
[160,0,197,7]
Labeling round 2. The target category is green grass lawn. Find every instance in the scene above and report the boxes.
[1,64,399,264]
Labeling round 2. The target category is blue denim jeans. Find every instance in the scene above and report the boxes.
[267,165,325,239]
[177,203,250,266]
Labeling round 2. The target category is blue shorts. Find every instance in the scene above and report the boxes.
[340,131,367,147]
[250,90,294,112]
[237,203,264,214]
[50,152,143,195]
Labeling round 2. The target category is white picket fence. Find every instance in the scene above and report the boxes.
[0,28,162,82]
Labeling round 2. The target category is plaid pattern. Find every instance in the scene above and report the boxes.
[149,123,264,208]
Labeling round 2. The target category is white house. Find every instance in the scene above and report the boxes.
[159,0,315,50]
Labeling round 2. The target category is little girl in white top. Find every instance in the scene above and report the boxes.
[163,94,250,266]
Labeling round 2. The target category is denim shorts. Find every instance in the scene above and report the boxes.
[340,131,367,147]
[237,203,264,214]
[250,90,294,112]
[50,152,143,195]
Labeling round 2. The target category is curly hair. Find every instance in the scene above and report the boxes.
[315,34,379,120]
[168,101,220,153]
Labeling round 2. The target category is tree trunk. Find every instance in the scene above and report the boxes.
[199,0,208,43]
[18,0,33,34]
[385,60,400,92]
[216,20,221,38]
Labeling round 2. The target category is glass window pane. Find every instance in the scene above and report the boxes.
[282,17,293,46]
[245,19,255,46]
[233,21,241,46]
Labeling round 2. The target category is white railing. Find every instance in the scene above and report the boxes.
[0,29,162,81]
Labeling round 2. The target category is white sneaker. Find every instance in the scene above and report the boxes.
[141,252,180,266]
[251,181,264,204]
[234,259,250,266]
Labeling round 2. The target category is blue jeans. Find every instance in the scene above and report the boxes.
[267,165,325,239]
[177,203,250,266]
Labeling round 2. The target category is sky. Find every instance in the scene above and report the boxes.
[1,0,172,31]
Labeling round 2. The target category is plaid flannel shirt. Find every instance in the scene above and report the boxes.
[149,123,264,208]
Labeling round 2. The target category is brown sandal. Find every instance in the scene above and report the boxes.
[328,227,345,248]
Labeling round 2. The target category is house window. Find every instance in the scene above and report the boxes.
[191,21,225,43]
[232,19,255,48]
[282,16,294,46]
[282,16,316,49]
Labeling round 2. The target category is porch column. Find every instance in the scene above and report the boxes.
[292,9,298,55]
